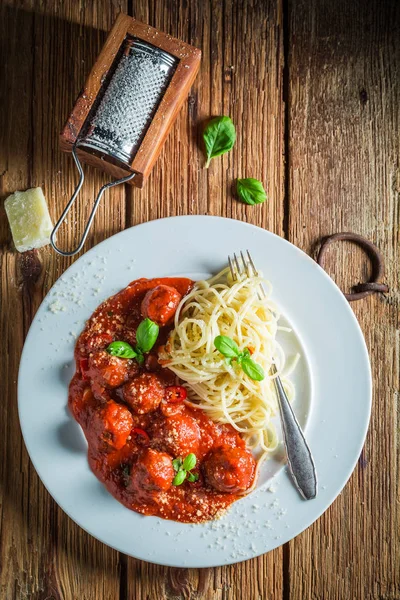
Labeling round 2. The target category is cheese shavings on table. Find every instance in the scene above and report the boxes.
[4,187,54,252]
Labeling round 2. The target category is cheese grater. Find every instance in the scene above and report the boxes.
[52,14,201,256]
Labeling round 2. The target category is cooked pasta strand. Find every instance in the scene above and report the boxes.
[159,268,298,470]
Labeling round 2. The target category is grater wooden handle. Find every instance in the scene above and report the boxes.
[60,14,201,188]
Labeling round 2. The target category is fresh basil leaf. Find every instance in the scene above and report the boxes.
[172,469,187,486]
[236,178,267,206]
[183,453,196,471]
[135,348,145,365]
[214,335,240,358]
[136,318,159,353]
[106,341,137,359]
[172,458,182,472]
[187,472,199,482]
[242,348,251,358]
[203,116,236,168]
[241,357,265,381]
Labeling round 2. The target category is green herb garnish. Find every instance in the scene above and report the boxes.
[241,358,265,381]
[172,458,183,472]
[135,318,159,353]
[236,178,267,206]
[182,453,197,471]
[214,335,240,359]
[172,470,187,486]
[107,341,137,359]
[203,116,236,168]
[214,335,265,381]
[135,348,145,365]
[172,453,198,486]
[106,317,159,364]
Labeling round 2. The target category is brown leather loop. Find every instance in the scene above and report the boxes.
[317,232,389,302]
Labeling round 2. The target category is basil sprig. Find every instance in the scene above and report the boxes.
[106,317,159,364]
[214,335,265,381]
[172,453,199,485]
[106,341,137,359]
[203,116,236,168]
[236,178,267,206]
[136,318,159,352]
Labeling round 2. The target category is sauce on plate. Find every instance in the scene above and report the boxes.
[69,277,256,523]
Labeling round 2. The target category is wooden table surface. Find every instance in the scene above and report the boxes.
[0,0,399,598]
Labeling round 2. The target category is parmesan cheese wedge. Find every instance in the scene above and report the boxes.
[5,187,54,252]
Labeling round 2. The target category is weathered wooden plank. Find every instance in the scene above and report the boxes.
[0,5,36,598]
[287,1,400,599]
[125,0,285,598]
[1,0,285,597]
[6,0,398,598]
[0,1,127,598]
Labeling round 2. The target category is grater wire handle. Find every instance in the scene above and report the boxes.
[50,145,135,257]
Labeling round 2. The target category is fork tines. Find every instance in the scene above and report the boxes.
[228,250,266,298]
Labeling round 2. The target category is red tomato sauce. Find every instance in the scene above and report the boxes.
[69,277,256,523]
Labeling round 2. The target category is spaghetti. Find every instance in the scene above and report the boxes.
[159,267,297,472]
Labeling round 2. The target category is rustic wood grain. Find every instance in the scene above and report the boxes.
[0,1,127,599]
[125,0,285,598]
[287,1,400,599]
[0,0,398,598]
[0,0,285,597]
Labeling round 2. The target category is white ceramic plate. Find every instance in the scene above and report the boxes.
[18,216,371,567]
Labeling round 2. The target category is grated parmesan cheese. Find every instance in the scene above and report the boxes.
[49,300,66,314]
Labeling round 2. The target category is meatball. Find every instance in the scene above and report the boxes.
[151,414,201,457]
[88,350,132,388]
[88,401,133,450]
[144,353,161,372]
[141,285,182,326]
[203,446,256,493]
[120,313,139,347]
[122,373,165,414]
[78,331,113,355]
[130,448,174,492]
[159,401,185,417]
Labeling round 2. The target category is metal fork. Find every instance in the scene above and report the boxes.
[229,250,317,500]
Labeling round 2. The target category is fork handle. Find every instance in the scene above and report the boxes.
[272,368,317,500]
